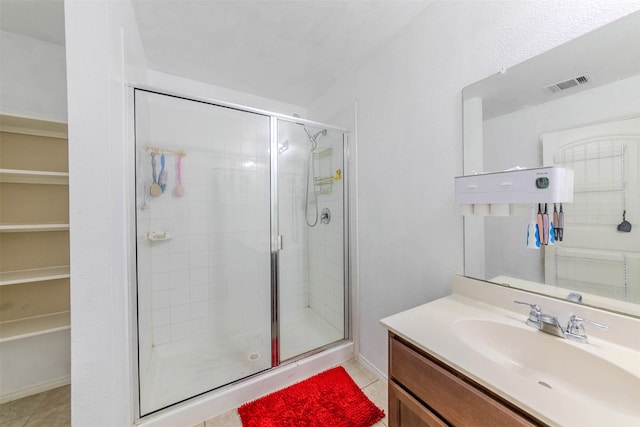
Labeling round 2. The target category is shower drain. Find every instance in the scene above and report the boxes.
[248,353,261,362]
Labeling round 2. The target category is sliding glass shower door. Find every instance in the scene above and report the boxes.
[135,90,272,415]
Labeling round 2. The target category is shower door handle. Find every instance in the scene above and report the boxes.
[277,235,283,251]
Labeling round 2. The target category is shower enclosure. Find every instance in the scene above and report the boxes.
[133,89,348,416]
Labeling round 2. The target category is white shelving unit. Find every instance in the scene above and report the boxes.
[0,115,71,400]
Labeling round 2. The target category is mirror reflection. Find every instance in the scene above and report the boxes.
[462,11,640,317]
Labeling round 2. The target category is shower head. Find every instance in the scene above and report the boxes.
[304,127,327,149]
[313,129,328,140]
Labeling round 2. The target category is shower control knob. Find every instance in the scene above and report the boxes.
[320,208,331,225]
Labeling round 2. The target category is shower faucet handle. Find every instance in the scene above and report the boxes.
[320,208,331,225]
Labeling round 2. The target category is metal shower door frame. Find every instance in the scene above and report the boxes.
[129,84,350,418]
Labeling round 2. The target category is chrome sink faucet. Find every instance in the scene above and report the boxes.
[514,301,607,343]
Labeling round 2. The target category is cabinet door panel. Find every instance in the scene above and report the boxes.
[389,381,447,427]
[390,335,538,427]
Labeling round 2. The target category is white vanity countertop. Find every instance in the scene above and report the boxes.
[380,276,640,427]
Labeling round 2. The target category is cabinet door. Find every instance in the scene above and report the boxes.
[389,381,447,427]
[390,335,540,427]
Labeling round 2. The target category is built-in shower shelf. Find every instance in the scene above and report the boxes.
[0,311,70,342]
[0,169,69,185]
[0,266,71,286]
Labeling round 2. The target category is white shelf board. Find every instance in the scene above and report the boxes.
[0,114,68,139]
[0,169,69,185]
[0,311,70,342]
[0,224,69,232]
[0,266,70,286]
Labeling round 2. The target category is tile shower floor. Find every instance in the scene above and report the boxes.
[0,385,70,427]
[279,306,344,360]
[197,359,389,427]
[141,307,343,414]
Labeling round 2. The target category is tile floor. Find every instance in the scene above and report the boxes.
[0,385,70,427]
[196,358,389,427]
[0,359,385,427]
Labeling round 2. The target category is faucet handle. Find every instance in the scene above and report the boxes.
[514,300,541,311]
[566,315,608,343]
[514,301,541,328]
[567,315,608,333]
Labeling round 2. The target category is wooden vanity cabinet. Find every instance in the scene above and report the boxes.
[388,333,546,427]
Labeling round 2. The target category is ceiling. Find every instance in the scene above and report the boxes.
[0,0,434,108]
[2,1,638,112]
[463,10,640,119]
[131,0,434,106]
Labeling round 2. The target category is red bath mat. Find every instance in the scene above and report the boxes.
[237,366,385,427]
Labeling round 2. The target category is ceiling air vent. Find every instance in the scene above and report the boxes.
[545,74,591,93]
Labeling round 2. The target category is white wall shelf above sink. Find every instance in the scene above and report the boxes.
[0,169,69,185]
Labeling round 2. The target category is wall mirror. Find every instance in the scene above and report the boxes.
[462,11,640,317]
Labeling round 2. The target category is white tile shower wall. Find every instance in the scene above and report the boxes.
[309,144,345,332]
[147,151,270,346]
[278,137,311,315]
[136,93,271,350]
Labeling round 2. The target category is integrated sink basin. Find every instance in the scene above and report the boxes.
[452,319,640,416]
[380,277,640,426]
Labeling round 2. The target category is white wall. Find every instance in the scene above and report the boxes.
[0,31,67,122]
[65,0,147,425]
[308,0,640,376]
